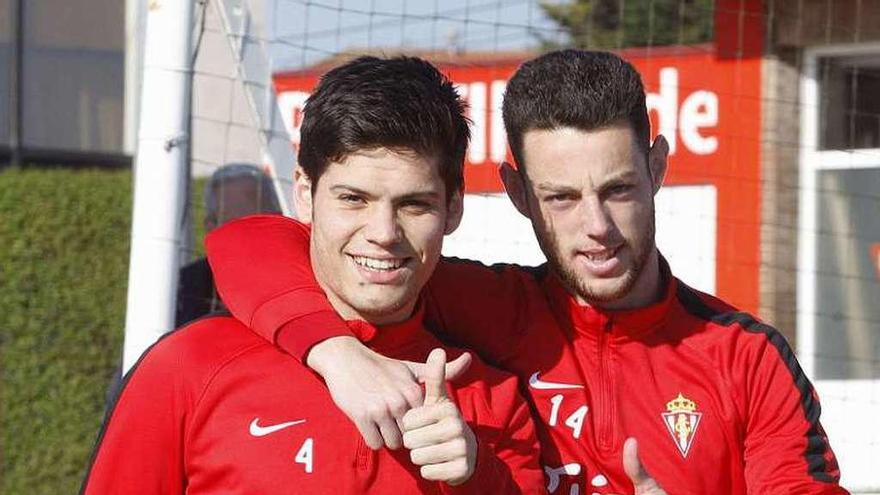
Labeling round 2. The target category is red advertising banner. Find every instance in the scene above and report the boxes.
[273,46,762,313]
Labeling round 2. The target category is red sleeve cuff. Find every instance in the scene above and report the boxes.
[274,311,354,361]
[248,286,351,360]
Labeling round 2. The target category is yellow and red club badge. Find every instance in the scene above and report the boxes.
[662,393,702,458]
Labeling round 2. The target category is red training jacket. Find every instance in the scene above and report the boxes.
[80,312,544,494]
[204,215,849,495]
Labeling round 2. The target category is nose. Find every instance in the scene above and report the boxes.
[581,196,613,240]
[364,203,401,246]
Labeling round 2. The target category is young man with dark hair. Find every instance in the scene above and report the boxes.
[205,50,847,494]
[81,56,547,494]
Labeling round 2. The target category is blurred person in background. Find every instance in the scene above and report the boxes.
[104,163,282,408]
[175,163,282,326]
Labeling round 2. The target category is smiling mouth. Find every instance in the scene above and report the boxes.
[350,255,407,272]
[580,245,621,261]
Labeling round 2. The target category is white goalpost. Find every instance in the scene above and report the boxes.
[122,0,194,372]
[122,0,294,372]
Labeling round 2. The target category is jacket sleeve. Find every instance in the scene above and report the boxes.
[422,260,540,365]
[443,372,546,495]
[80,337,189,494]
[205,215,536,364]
[205,215,354,360]
[740,324,849,494]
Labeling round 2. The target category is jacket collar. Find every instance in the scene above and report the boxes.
[544,254,677,341]
[346,300,427,354]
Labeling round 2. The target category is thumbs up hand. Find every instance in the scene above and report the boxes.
[623,438,667,495]
[402,348,478,486]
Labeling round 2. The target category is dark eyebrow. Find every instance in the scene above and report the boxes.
[397,190,443,202]
[328,184,442,202]
[599,170,639,188]
[535,182,580,194]
[329,185,376,200]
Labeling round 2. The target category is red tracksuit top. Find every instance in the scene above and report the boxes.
[204,215,849,495]
[80,311,545,494]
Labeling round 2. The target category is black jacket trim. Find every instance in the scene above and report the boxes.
[676,284,836,483]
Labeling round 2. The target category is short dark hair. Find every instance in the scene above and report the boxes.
[298,56,470,199]
[502,49,650,170]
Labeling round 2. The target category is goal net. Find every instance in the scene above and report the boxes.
[163,0,880,490]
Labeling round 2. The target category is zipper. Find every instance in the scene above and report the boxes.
[597,317,614,450]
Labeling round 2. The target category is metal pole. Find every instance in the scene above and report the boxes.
[122,0,195,372]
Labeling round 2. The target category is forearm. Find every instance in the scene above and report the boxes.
[423,258,537,365]
[206,215,353,360]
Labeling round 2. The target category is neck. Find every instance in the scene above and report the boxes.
[324,289,417,326]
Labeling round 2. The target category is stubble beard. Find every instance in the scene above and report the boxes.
[533,211,656,307]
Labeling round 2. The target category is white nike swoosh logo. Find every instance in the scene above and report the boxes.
[249,418,307,437]
[529,372,584,390]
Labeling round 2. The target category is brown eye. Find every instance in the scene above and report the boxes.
[339,194,365,205]
[608,184,633,196]
[546,194,574,203]
[400,200,432,214]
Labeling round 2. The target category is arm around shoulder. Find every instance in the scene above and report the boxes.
[205,214,353,360]
[424,259,546,365]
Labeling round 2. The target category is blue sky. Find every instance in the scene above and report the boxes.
[268,0,563,70]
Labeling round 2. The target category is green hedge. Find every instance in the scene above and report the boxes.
[0,168,206,493]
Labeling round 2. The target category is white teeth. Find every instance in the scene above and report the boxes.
[585,251,613,262]
[352,256,404,271]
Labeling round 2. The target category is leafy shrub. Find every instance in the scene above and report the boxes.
[0,168,206,493]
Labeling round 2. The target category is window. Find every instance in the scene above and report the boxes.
[0,0,11,148]
[799,45,880,490]
[20,0,124,153]
[813,167,880,379]
[819,55,880,150]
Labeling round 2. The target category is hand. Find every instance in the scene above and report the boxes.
[307,337,472,450]
[623,438,667,495]
[402,348,478,486]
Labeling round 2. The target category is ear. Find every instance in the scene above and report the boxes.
[444,188,464,235]
[500,162,531,219]
[647,135,669,195]
[293,167,313,223]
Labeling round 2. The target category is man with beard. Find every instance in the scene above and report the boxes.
[81,56,548,494]
[205,50,846,494]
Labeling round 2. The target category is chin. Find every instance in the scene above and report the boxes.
[353,292,412,316]
[574,269,638,304]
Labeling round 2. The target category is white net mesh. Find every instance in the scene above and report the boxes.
[185,1,880,490]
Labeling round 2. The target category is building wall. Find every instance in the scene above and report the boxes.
[760,0,880,345]
[190,0,268,178]
[759,51,802,345]
[0,0,11,148]
[0,0,126,159]
[773,0,880,48]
